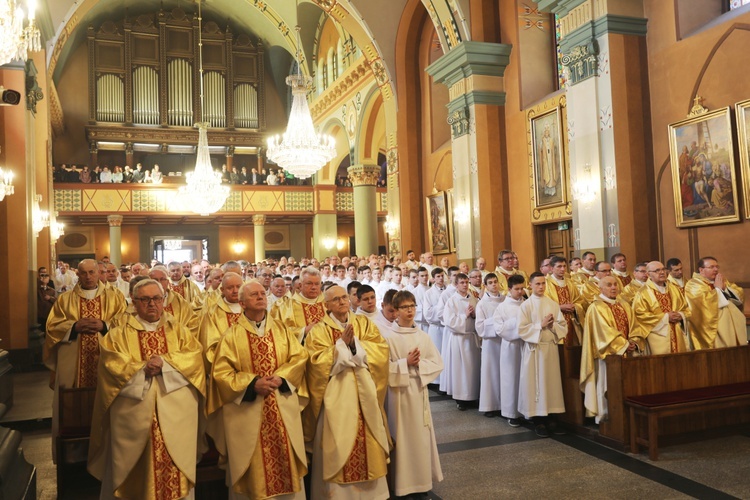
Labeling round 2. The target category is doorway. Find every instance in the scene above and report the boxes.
[536,221,575,267]
[153,238,208,264]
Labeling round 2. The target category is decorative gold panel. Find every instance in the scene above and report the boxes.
[244,191,285,212]
[82,189,131,212]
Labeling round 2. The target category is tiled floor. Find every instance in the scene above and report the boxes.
[7,372,750,499]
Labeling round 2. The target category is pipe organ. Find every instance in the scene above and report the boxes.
[87,7,265,131]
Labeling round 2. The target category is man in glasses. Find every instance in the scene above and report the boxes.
[631,261,691,355]
[89,278,205,500]
[685,257,746,349]
[45,259,127,463]
[305,285,390,499]
[494,250,526,295]
[271,267,325,345]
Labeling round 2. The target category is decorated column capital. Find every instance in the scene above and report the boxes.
[252,214,267,226]
[347,164,380,187]
[107,215,123,227]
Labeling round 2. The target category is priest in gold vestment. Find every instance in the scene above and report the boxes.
[210,282,309,499]
[544,256,585,345]
[580,277,644,423]
[88,279,205,500]
[199,272,245,367]
[305,285,391,499]
[168,261,202,304]
[685,257,746,349]
[617,262,648,305]
[631,262,691,355]
[45,259,126,462]
[271,267,326,344]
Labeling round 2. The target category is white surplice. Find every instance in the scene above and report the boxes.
[422,284,446,386]
[386,322,444,496]
[413,283,430,332]
[436,285,456,393]
[475,292,504,412]
[443,291,480,401]
[517,295,567,417]
[493,296,525,419]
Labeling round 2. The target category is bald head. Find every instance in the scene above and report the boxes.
[599,275,619,299]
[221,272,243,303]
[646,261,668,286]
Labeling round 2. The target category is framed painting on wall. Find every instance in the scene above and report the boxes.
[530,106,566,210]
[425,191,450,255]
[668,104,739,228]
[735,98,750,218]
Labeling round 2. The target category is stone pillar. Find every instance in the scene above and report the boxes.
[107,215,123,267]
[89,141,98,170]
[256,148,264,174]
[553,1,651,260]
[427,42,512,262]
[347,164,380,257]
[253,214,266,262]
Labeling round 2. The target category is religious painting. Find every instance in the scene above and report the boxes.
[530,106,566,209]
[668,105,740,228]
[734,98,750,218]
[426,191,450,255]
[446,189,457,252]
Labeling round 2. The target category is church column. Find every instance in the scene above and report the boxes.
[427,42,512,263]
[256,148,264,174]
[125,142,134,169]
[225,146,234,172]
[89,141,98,171]
[347,164,380,257]
[107,215,123,267]
[553,0,652,261]
[253,214,266,262]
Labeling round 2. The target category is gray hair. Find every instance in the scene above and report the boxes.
[300,266,320,281]
[221,272,243,287]
[238,281,263,302]
[150,265,169,275]
[132,278,165,298]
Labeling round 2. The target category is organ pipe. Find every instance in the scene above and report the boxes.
[96,74,124,123]
[234,83,258,128]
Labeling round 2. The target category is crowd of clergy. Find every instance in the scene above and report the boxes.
[42,247,746,499]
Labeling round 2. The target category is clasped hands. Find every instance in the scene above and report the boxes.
[75,318,105,334]
[667,311,682,324]
[340,323,356,348]
[406,347,421,367]
[255,375,284,397]
[466,304,476,319]
[541,313,555,329]
[144,355,163,377]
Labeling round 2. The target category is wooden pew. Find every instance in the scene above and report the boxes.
[598,346,750,453]
[56,387,96,493]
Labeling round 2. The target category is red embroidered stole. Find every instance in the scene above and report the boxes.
[76,296,103,388]
[328,326,368,483]
[170,282,186,299]
[164,303,174,315]
[301,301,325,325]
[619,275,633,287]
[607,302,630,338]
[226,311,241,328]
[554,284,577,345]
[136,326,185,500]
[653,289,678,353]
[246,329,294,496]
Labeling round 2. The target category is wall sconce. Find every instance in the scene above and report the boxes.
[0,166,13,202]
[232,240,246,254]
[384,215,399,235]
[322,236,335,251]
[32,194,49,237]
[572,163,597,205]
[454,201,470,225]
[336,238,345,251]
[50,221,64,242]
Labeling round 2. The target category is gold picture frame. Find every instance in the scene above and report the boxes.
[668,104,740,228]
[425,191,450,255]
[446,188,457,252]
[527,93,572,223]
[735,98,750,218]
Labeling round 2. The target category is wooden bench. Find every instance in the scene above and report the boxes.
[56,387,97,493]
[626,382,750,460]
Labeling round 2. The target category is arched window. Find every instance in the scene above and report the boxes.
[337,39,346,73]
[327,47,335,83]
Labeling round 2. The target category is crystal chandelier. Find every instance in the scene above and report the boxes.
[0,0,41,67]
[177,0,229,216]
[0,158,14,201]
[50,219,64,242]
[266,23,336,179]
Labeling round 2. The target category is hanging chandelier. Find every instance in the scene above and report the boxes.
[178,0,229,216]
[0,161,14,201]
[266,21,336,179]
[0,0,41,67]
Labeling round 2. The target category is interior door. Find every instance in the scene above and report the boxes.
[536,221,575,266]
[153,240,165,264]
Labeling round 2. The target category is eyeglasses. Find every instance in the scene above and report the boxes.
[39,274,49,278]
[398,304,417,310]
[133,296,164,305]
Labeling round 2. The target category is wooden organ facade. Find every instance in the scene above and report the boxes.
[85,7,266,166]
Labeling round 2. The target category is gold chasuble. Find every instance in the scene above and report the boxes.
[304,313,390,498]
[45,282,127,388]
[199,298,243,368]
[618,280,645,305]
[544,276,585,345]
[210,315,309,499]
[685,273,746,350]
[88,315,205,500]
[580,298,643,421]
[114,292,199,336]
[270,292,326,344]
[631,279,691,355]
[494,268,528,295]
[169,276,201,304]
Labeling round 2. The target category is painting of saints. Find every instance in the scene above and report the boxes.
[531,109,564,207]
